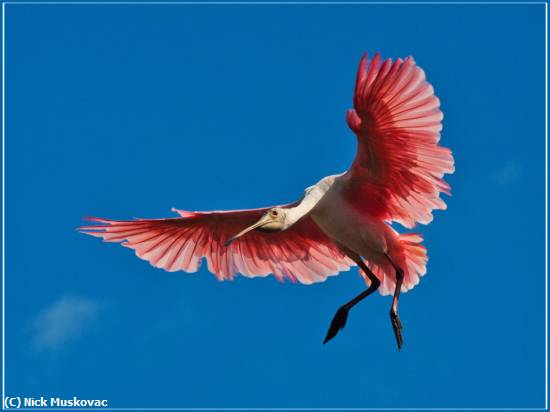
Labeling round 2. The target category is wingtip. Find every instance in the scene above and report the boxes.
[82,216,110,224]
[373,51,383,63]
[78,216,110,235]
[78,229,106,238]
[405,55,415,64]
[172,208,196,218]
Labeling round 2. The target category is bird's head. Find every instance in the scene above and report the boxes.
[224,207,287,246]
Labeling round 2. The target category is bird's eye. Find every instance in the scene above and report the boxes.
[271,210,278,217]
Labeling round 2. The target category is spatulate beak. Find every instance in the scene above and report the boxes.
[224,215,274,246]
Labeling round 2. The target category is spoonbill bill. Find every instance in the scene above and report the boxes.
[80,52,454,349]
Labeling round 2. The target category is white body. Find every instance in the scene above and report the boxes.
[288,175,394,265]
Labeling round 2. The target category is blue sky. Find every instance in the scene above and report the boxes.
[5,3,546,409]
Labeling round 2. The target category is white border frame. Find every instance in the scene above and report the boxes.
[1,2,547,410]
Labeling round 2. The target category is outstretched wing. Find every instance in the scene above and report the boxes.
[342,52,455,228]
[79,207,353,284]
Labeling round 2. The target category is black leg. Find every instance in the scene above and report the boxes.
[323,245,380,344]
[386,254,405,351]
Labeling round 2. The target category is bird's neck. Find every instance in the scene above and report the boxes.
[283,188,323,229]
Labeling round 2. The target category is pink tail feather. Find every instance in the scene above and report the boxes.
[396,233,428,294]
[362,233,428,296]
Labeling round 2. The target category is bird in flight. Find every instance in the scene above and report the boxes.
[80,52,454,349]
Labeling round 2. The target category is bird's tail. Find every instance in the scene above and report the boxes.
[395,233,428,294]
[363,233,428,296]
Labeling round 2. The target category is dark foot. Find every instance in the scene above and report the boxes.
[323,305,349,344]
[390,310,404,351]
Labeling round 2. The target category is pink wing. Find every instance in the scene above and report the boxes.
[343,52,455,228]
[79,207,354,284]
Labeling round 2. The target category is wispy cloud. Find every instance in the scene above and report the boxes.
[494,162,522,186]
[32,295,103,352]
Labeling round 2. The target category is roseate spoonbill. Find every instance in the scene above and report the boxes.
[80,52,454,349]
